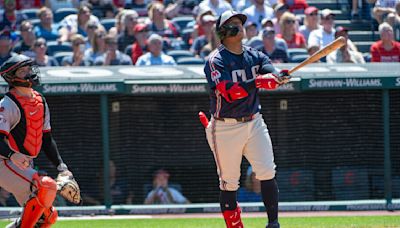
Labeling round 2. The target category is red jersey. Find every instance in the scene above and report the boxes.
[277,33,306,49]
[370,40,400,62]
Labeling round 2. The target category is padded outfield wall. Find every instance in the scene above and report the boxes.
[0,63,399,214]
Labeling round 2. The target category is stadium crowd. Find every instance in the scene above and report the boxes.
[0,0,399,70]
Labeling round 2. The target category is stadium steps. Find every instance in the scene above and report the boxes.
[335,20,372,31]
[354,41,375,53]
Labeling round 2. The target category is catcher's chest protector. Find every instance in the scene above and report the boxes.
[7,90,44,157]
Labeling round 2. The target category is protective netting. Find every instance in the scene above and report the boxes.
[29,90,399,206]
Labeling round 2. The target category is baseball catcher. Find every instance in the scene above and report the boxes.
[0,54,81,228]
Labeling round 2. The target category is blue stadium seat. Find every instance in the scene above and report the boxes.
[100,18,116,32]
[171,16,195,30]
[290,54,309,63]
[166,50,194,61]
[54,8,78,23]
[287,48,308,58]
[363,52,371,62]
[29,19,41,28]
[176,57,205,65]
[21,8,39,20]
[53,52,73,66]
[46,41,72,56]
[124,44,133,57]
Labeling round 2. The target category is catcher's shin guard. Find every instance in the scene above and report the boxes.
[222,205,244,228]
[20,173,57,228]
[37,206,58,228]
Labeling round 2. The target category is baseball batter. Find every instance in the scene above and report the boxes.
[0,54,77,227]
[203,11,290,228]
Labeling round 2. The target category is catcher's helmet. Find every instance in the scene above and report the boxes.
[216,10,247,40]
[0,54,40,88]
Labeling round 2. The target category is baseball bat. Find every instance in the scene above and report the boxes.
[288,36,346,75]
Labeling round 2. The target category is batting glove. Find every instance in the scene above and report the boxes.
[276,69,291,84]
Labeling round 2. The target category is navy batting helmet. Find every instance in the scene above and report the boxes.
[0,54,40,88]
[216,10,247,40]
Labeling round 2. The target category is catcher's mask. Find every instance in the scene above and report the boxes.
[216,10,247,40]
[0,54,41,88]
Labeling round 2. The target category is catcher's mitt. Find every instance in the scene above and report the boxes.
[56,171,82,205]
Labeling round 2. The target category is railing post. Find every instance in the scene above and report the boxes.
[382,89,392,210]
[101,94,111,209]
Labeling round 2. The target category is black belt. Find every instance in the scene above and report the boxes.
[214,115,255,123]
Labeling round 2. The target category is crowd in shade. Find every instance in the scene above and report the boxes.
[0,0,399,68]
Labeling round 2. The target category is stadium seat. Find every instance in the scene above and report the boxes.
[100,18,116,32]
[290,54,309,63]
[181,28,194,46]
[332,167,369,200]
[176,57,205,65]
[287,48,308,58]
[46,41,72,56]
[171,16,195,30]
[29,18,41,28]
[53,52,73,66]
[166,50,194,61]
[363,52,371,62]
[54,8,78,23]
[21,8,39,20]
[124,44,133,57]
[276,169,315,201]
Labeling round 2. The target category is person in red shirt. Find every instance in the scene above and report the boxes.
[130,23,149,64]
[370,22,400,62]
[276,11,307,49]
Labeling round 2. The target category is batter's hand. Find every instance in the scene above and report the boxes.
[10,153,31,170]
[276,69,291,84]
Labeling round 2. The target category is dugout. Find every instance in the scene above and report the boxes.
[1,63,399,214]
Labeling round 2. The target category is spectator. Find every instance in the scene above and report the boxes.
[231,0,253,12]
[199,0,233,16]
[117,10,139,52]
[386,2,400,41]
[257,27,289,63]
[95,34,133,65]
[84,28,107,64]
[0,0,28,32]
[12,20,36,58]
[0,31,16,66]
[45,0,80,12]
[58,2,101,43]
[371,22,400,62]
[0,187,18,207]
[129,0,149,17]
[199,30,220,60]
[144,169,190,204]
[1,0,43,10]
[165,0,200,19]
[277,11,307,49]
[136,34,177,66]
[190,14,217,57]
[327,27,365,63]
[130,23,149,64]
[85,20,100,49]
[109,9,127,37]
[243,21,259,43]
[32,38,59,66]
[372,0,399,24]
[237,166,262,202]
[189,6,215,44]
[62,34,91,66]
[242,0,274,30]
[34,7,60,41]
[308,8,335,48]
[280,0,308,14]
[89,0,117,19]
[299,6,321,42]
[146,2,180,38]
[273,3,290,35]
[307,44,320,56]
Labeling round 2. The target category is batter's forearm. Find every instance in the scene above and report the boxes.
[42,132,64,168]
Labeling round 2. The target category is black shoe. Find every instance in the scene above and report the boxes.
[266,221,280,228]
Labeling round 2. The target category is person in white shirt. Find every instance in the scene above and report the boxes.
[242,0,274,30]
[135,34,177,66]
[199,0,233,16]
[327,26,365,64]
[308,8,335,48]
[299,6,321,43]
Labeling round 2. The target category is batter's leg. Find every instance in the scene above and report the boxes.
[243,115,279,226]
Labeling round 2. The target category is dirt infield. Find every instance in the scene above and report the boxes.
[57,211,400,221]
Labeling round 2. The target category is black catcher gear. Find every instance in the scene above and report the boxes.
[0,54,40,88]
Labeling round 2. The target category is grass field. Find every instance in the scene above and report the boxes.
[1,216,399,228]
